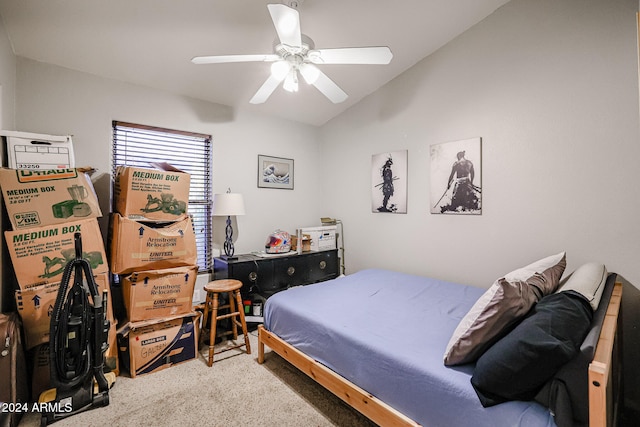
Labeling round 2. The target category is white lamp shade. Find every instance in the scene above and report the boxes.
[212,193,245,216]
[271,60,291,80]
[299,63,320,84]
[283,70,299,93]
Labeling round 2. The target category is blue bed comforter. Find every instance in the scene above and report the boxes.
[263,269,556,427]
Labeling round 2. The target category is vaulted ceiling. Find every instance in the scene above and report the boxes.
[0,0,511,126]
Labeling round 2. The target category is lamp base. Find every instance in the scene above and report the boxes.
[220,254,238,261]
[221,216,237,260]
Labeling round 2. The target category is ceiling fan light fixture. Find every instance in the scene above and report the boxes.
[283,70,299,92]
[299,62,320,84]
[271,60,291,79]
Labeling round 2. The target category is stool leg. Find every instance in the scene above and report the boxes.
[234,289,251,355]
[208,292,220,366]
[200,292,211,349]
[228,292,239,340]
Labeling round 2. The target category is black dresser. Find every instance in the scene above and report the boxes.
[213,250,339,300]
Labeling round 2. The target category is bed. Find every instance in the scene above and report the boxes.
[257,263,623,427]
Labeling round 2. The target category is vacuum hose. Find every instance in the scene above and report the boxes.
[49,233,108,391]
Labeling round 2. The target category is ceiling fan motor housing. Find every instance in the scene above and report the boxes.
[274,34,314,58]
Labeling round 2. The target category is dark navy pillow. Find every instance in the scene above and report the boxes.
[471,291,593,407]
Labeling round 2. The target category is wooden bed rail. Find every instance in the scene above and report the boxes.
[257,325,420,427]
[588,281,623,427]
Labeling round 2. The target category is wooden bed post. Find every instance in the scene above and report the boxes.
[588,281,623,427]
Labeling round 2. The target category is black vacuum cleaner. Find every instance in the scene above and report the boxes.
[39,232,114,425]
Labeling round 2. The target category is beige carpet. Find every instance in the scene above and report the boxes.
[19,331,377,427]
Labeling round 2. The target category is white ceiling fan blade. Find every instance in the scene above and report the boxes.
[309,47,393,65]
[250,74,286,104]
[191,54,279,64]
[267,4,302,48]
[308,68,348,104]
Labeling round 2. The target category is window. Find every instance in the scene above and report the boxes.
[112,121,213,271]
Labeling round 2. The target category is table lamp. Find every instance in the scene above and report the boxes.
[212,190,245,260]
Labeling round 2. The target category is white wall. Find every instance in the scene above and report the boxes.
[321,0,640,289]
[0,14,16,311]
[13,58,323,259]
[320,0,640,412]
[0,15,15,132]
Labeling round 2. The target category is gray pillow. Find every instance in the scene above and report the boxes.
[443,252,566,366]
[555,262,607,311]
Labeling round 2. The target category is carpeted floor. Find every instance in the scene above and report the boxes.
[19,331,377,427]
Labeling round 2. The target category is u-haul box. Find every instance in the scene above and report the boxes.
[114,164,190,222]
[117,312,199,378]
[1,130,75,170]
[109,214,197,275]
[0,167,101,230]
[5,217,109,290]
[121,266,198,322]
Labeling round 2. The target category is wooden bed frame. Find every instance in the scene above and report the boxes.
[257,281,623,427]
[588,281,623,427]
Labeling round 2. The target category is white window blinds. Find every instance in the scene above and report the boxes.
[112,121,213,271]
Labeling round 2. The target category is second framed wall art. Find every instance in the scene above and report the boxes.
[429,138,482,214]
[258,155,294,190]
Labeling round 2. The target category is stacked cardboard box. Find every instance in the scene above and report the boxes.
[110,165,199,378]
[0,167,119,399]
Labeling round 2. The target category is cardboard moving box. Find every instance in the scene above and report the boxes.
[110,214,197,275]
[114,165,190,222]
[14,272,116,355]
[0,167,101,230]
[117,313,199,378]
[5,217,108,289]
[121,266,197,322]
[29,344,51,401]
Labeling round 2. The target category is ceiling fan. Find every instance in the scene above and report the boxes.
[191,2,393,104]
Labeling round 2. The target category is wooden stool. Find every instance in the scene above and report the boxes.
[200,279,251,366]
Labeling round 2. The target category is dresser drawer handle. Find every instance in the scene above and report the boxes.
[248,272,258,282]
[319,261,327,270]
[287,266,295,276]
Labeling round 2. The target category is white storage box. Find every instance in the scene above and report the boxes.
[298,226,337,252]
[1,130,74,170]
